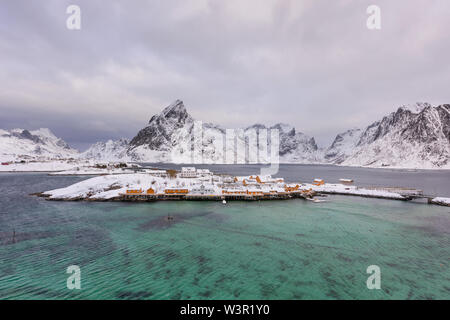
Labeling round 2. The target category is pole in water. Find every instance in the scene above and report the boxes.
[12,229,15,243]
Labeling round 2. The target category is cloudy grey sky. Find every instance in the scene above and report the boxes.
[1,0,449,150]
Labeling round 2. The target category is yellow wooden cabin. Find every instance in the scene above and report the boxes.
[313,179,324,186]
[284,185,300,192]
[222,190,247,195]
[164,188,189,195]
[126,189,143,194]
[247,190,264,196]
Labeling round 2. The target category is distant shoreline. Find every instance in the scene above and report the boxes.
[2,159,450,174]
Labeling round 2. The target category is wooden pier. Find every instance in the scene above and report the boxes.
[118,191,312,202]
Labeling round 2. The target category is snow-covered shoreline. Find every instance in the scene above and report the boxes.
[0,160,138,174]
[0,160,92,172]
[33,165,450,206]
[300,183,407,200]
[32,167,450,206]
[276,162,450,171]
[4,158,450,174]
[430,197,450,207]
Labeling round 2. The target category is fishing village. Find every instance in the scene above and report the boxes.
[34,166,450,207]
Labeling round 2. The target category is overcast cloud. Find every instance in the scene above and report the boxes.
[1,0,449,150]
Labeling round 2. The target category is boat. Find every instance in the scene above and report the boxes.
[339,178,354,185]
[307,197,327,203]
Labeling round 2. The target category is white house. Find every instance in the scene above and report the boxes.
[180,167,197,178]
[147,170,167,177]
[196,168,212,177]
[191,184,216,195]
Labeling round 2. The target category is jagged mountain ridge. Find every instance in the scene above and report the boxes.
[327,103,450,168]
[90,100,449,168]
[6,100,446,169]
[129,100,194,151]
[0,128,78,161]
[127,100,321,163]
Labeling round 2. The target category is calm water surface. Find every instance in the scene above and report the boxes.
[0,167,449,299]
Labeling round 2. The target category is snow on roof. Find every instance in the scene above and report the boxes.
[165,187,189,190]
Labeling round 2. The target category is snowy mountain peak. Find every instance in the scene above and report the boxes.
[125,100,322,163]
[246,123,267,131]
[159,99,190,120]
[0,128,78,161]
[340,102,450,168]
[78,100,449,169]
[271,123,295,135]
[129,100,194,153]
[31,128,56,139]
[149,100,193,125]
[399,102,432,114]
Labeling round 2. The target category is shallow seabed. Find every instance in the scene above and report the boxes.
[0,173,449,299]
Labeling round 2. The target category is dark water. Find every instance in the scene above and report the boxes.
[140,163,450,197]
[0,168,449,300]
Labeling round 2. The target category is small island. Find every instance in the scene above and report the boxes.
[33,166,450,206]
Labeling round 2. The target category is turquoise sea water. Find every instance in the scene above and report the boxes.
[0,173,449,299]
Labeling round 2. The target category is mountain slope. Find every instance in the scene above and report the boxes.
[127,100,320,163]
[79,100,450,169]
[340,103,450,168]
[80,138,130,162]
[324,128,362,164]
[0,128,78,161]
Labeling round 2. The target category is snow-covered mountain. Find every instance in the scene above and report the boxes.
[328,103,450,169]
[0,128,78,161]
[21,99,445,169]
[324,128,362,164]
[126,100,320,163]
[86,100,449,169]
[270,123,321,163]
[80,138,130,162]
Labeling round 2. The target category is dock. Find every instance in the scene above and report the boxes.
[119,191,311,202]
